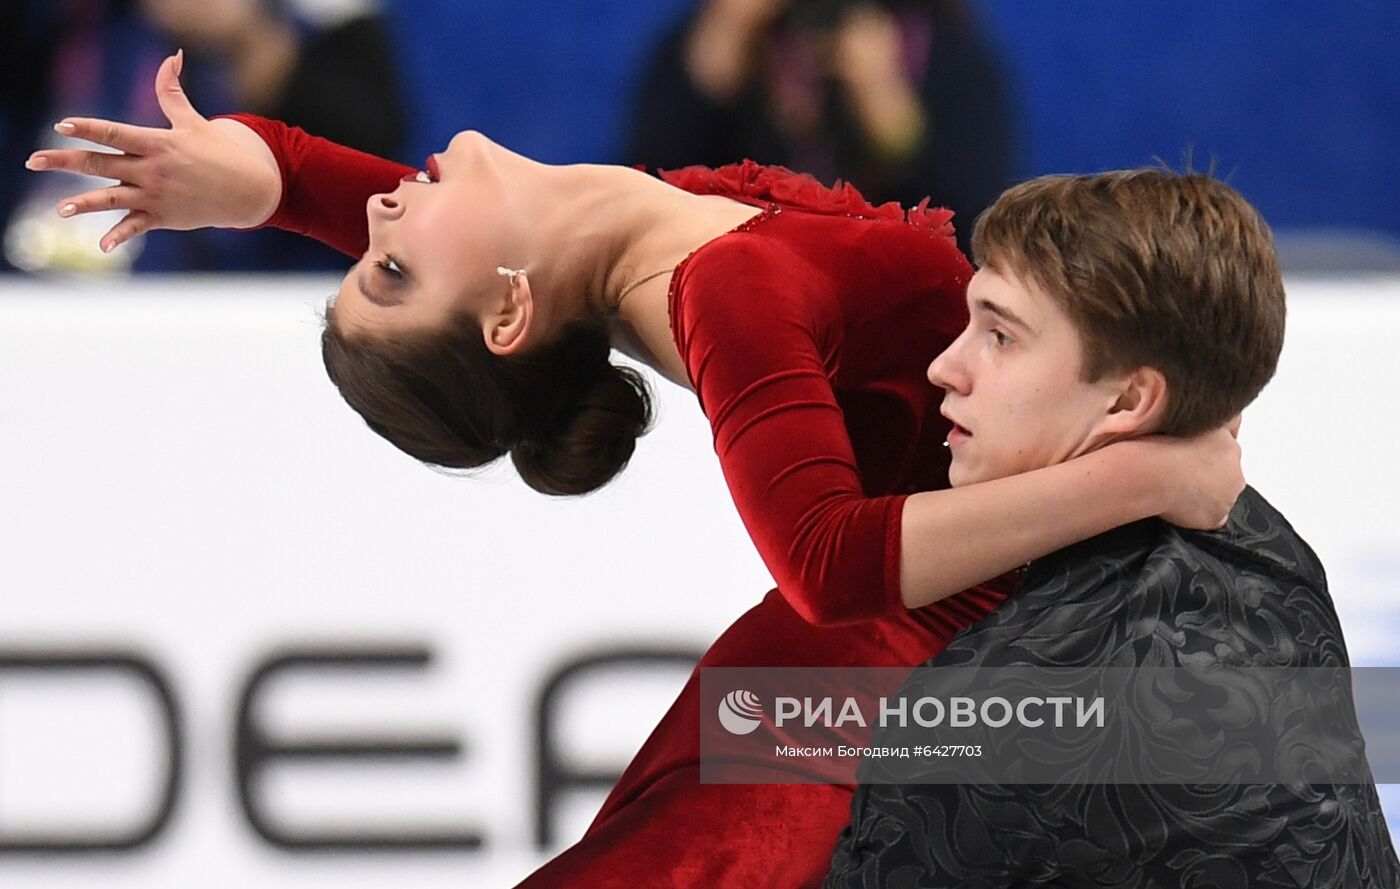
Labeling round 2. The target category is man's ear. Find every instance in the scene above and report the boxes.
[1099,366,1169,439]
[483,274,534,357]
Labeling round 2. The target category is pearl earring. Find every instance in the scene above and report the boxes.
[496,266,526,288]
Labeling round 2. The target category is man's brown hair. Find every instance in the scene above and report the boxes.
[971,169,1285,436]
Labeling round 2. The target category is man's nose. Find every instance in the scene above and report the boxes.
[927,342,967,392]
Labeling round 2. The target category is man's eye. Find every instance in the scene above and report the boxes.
[989,329,1011,347]
[377,257,404,278]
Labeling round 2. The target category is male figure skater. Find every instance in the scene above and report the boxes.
[824,169,1400,887]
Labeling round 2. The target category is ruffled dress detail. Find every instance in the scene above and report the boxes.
[657,159,957,243]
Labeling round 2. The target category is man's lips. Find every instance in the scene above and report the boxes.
[426,154,441,182]
[941,408,972,443]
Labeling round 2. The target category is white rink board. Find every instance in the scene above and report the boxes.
[0,275,1396,887]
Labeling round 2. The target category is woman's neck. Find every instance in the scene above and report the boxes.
[517,163,762,388]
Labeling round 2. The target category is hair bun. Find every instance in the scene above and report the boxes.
[324,305,653,497]
[511,362,652,496]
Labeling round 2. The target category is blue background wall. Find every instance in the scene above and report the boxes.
[380,0,1399,240]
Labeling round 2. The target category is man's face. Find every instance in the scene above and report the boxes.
[928,266,1132,487]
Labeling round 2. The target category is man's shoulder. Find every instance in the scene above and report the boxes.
[937,486,1344,669]
[1188,485,1328,587]
[1033,485,1318,578]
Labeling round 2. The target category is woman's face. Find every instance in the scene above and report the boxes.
[332,131,514,341]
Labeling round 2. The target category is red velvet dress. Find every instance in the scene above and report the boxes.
[227,117,1011,887]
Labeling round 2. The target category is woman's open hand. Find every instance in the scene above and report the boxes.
[1148,417,1245,530]
[24,51,281,254]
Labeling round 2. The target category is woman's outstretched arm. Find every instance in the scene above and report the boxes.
[32,57,1244,625]
[24,52,409,257]
[219,113,412,256]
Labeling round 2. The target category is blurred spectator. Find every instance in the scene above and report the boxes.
[0,0,107,273]
[626,0,1017,253]
[2,0,406,274]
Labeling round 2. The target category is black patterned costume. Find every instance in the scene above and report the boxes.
[826,486,1400,888]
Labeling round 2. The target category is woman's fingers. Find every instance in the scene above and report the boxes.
[42,51,194,157]
[154,50,203,128]
[54,184,143,219]
[36,52,196,163]
[50,117,163,155]
[100,210,155,254]
[26,148,141,182]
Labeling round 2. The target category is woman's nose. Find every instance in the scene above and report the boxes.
[367,192,403,219]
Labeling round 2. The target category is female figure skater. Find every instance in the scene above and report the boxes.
[29,54,1243,887]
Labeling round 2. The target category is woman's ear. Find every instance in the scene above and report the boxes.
[1099,366,1169,439]
[483,273,534,357]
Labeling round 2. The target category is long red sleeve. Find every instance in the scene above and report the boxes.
[672,227,914,626]
[219,113,413,257]
[662,162,985,628]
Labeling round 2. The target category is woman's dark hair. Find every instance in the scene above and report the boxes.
[321,307,653,496]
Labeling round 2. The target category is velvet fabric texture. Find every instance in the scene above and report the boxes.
[230,118,1012,886]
